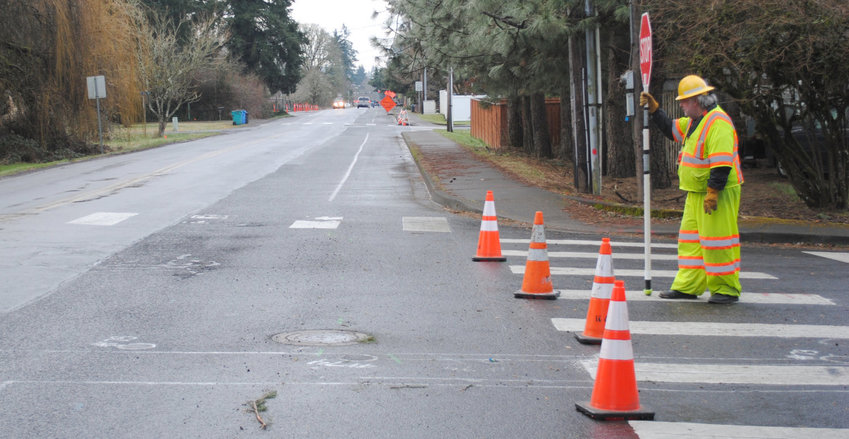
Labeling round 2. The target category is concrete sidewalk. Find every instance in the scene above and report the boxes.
[400,114,849,245]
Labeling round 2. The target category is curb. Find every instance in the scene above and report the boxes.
[401,130,849,246]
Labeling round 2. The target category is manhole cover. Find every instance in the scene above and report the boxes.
[272,330,372,346]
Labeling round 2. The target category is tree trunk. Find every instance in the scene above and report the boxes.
[569,33,589,193]
[508,95,523,148]
[605,32,635,179]
[521,95,534,155]
[530,93,551,159]
[559,84,572,162]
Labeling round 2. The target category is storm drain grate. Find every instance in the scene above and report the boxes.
[272,330,372,346]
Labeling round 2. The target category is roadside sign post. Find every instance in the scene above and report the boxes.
[86,75,106,153]
[639,13,653,295]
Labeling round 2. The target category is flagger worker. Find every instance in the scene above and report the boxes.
[640,75,744,304]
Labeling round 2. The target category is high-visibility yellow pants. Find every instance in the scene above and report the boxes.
[670,186,742,296]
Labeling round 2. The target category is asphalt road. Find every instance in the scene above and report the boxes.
[1,108,847,438]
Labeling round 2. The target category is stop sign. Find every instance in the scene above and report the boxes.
[639,13,652,90]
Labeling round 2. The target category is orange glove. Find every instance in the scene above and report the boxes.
[704,187,719,214]
[640,92,659,114]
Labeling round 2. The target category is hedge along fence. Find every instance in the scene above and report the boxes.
[470,98,562,150]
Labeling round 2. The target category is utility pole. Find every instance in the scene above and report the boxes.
[585,0,603,195]
[423,67,427,114]
[447,67,454,133]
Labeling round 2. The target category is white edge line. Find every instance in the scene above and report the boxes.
[329,133,369,202]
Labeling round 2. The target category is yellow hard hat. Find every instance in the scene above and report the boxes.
[676,75,715,101]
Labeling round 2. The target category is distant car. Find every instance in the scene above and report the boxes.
[371,99,379,108]
[356,97,370,108]
[332,98,345,109]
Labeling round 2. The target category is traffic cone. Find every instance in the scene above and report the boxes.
[576,280,654,421]
[514,211,559,300]
[472,191,506,262]
[575,238,615,345]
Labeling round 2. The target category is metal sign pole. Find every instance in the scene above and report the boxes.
[95,89,103,153]
[87,75,106,154]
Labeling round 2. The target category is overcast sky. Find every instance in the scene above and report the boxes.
[290,0,392,72]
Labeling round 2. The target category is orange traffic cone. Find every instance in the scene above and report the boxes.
[473,191,506,262]
[576,280,654,421]
[514,211,559,300]
[575,238,615,345]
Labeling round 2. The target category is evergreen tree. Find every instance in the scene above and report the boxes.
[226,0,305,94]
[333,26,358,82]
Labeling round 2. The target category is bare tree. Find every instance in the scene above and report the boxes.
[137,13,224,137]
[294,24,350,105]
[652,0,849,210]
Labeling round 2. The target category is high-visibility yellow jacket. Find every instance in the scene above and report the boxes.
[671,106,744,192]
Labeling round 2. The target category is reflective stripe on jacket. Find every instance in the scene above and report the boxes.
[673,106,744,192]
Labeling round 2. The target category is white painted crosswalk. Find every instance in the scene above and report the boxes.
[289,216,342,229]
[68,212,137,226]
[553,318,849,339]
[630,421,849,439]
[502,249,679,260]
[499,235,847,435]
[552,289,834,305]
[804,251,849,264]
[402,216,450,233]
[580,359,849,385]
[510,265,778,279]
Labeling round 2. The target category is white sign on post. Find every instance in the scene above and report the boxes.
[87,75,106,99]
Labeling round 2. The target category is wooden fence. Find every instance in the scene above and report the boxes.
[470,98,561,150]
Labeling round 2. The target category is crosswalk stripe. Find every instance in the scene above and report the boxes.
[289,217,342,229]
[804,251,849,264]
[552,318,849,339]
[629,421,849,439]
[580,359,849,385]
[501,238,678,249]
[501,250,678,260]
[402,217,450,233]
[68,212,137,226]
[553,289,834,305]
[511,266,778,280]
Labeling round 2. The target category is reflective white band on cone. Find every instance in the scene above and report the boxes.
[527,248,549,262]
[605,301,630,332]
[480,219,498,231]
[599,339,634,361]
[591,283,614,299]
